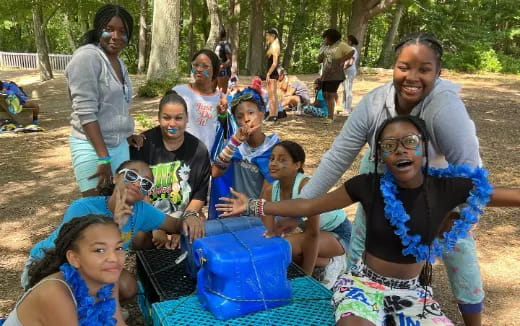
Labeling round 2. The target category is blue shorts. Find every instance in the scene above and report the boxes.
[69,136,130,192]
[330,219,352,252]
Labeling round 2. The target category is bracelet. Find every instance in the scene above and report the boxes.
[247,199,266,217]
[230,135,242,147]
[181,209,200,220]
[218,112,228,119]
[97,155,111,165]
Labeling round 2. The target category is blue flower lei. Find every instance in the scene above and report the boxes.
[59,263,117,326]
[380,164,494,263]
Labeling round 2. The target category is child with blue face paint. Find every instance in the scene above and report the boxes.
[130,91,211,248]
[211,87,279,202]
[172,50,227,156]
[218,115,520,326]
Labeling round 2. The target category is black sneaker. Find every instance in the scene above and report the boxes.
[265,116,278,122]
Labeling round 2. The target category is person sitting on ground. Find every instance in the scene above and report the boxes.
[0,80,40,125]
[3,215,127,325]
[21,160,204,301]
[130,91,210,247]
[211,87,279,201]
[259,140,351,289]
[301,78,328,118]
[277,68,310,113]
[218,115,520,326]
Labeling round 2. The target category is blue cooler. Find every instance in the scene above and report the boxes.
[181,217,264,278]
[193,226,292,320]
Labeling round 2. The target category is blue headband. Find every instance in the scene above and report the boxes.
[230,88,266,112]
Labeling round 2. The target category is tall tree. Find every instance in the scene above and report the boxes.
[329,0,339,29]
[282,0,306,69]
[377,1,405,68]
[347,0,398,56]
[228,0,241,72]
[147,0,181,80]
[247,0,264,76]
[32,2,53,81]
[188,0,195,60]
[137,0,148,74]
[205,0,222,50]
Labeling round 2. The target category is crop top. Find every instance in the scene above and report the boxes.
[344,173,473,263]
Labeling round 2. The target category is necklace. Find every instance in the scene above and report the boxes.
[380,164,493,263]
[60,263,116,326]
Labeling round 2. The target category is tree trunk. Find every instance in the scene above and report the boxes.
[32,3,53,81]
[329,0,338,29]
[137,0,148,74]
[248,0,264,76]
[282,0,306,69]
[377,1,404,68]
[188,0,195,60]
[78,6,89,36]
[347,0,398,61]
[228,0,240,73]
[277,0,286,41]
[147,0,181,80]
[63,13,77,51]
[205,0,221,50]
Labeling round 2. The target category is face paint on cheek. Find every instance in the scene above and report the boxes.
[279,163,289,169]
[414,150,422,156]
[202,71,210,78]
[382,151,391,158]
[191,69,198,75]
[101,31,112,40]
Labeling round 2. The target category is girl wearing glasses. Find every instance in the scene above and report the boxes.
[66,5,144,198]
[299,33,487,325]
[172,49,227,156]
[21,160,203,302]
[218,115,520,326]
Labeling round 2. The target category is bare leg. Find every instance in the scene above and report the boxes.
[287,231,345,268]
[337,316,375,326]
[267,78,278,118]
[119,268,138,301]
[324,91,337,119]
[281,95,300,109]
[23,101,40,122]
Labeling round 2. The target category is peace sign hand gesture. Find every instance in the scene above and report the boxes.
[113,187,133,228]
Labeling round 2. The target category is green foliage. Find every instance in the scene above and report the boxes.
[443,42,502,73]
[497,52,520,74]
[135,113,155,130]
[137,71,182,98]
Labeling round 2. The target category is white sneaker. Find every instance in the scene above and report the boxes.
[321,254,347,289]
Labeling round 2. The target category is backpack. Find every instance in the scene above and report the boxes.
[217,41,231,63]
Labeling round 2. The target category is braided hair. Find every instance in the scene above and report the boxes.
[394,32,443,68]
[80,4,134,46]
[274,141,306,174]
[26,215,119,288]
[373,115,434,286]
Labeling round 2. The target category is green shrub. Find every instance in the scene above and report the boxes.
[443,42,502,73]
[137,71,183,98]
[497,53,520,74]
[135,113,155,130]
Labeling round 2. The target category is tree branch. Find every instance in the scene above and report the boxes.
[43,5,60,28]
[367,0,398,20]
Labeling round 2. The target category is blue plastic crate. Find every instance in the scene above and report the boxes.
[151,276,334,326]
[137,280,154,326]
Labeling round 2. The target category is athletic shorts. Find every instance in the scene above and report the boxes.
[321,80,343,93]
[332,262,453,326]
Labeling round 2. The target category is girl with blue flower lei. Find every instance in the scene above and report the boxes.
[2,215,126,325]
[217,115,520,326]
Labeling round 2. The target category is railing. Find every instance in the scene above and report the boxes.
[0,51,72,71]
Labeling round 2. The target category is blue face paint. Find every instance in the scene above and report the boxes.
[191,69,198,75]
[202,71,210,77]
[168,128,178,134]
[101,31,112,39]
[415,150,422,156]
[382,151,390,158]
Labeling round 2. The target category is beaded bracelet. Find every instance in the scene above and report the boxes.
[181,209,200,220]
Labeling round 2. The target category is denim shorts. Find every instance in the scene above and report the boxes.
[330,219,352,252]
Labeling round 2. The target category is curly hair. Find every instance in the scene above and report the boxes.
[26,214,118,288]
[191,49,221,81]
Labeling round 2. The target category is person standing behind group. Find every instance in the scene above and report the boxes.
[215,29,232,94]
[265,28,281,122]
[66,4,144,197]
[172,49,226,158]
[130,91,210,229]
[301,32,486,325]
[318,28,354,121]
[341,35,359,116]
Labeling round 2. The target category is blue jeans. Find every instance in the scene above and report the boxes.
[347,149,484,311]
[330,219,352,252]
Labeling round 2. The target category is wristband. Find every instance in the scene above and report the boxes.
[230,135,242,147]
[97,155,111,165]
[181,209,200,221]
[218,112,228,119]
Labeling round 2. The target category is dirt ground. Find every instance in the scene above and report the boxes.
[0,68,519,325]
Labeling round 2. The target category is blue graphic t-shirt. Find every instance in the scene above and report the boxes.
[29,196,166,259]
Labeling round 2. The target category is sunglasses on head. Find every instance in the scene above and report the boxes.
[379,133,422,153]
[118,168,155,192]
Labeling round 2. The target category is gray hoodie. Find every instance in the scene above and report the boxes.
[65,44,134,148]
[300,78,481,198]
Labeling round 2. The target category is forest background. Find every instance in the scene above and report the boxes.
[1,0,519,87]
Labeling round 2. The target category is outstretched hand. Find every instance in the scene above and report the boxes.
[113,187,133,228]
[216,188,248,217]
[128,134,146,150]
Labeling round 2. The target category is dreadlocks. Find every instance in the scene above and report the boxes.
[26,214,118,288]
[80,4,134,46]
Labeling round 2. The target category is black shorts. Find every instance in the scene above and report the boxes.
[321,80,343,93]
[218,66,231,78]
[268,70,279,80]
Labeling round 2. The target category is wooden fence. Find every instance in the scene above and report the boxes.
[0,51,72,71]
